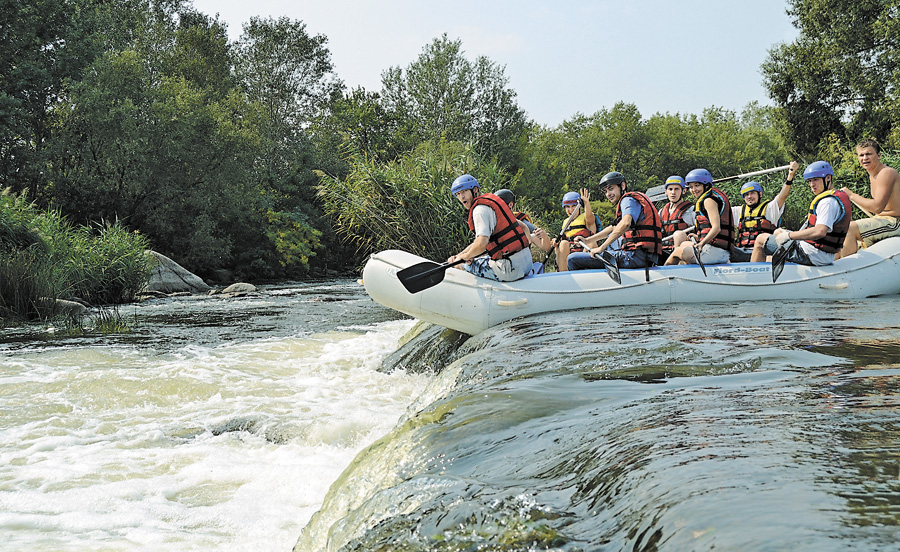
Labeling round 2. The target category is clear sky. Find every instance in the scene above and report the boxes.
[190,0,799,128]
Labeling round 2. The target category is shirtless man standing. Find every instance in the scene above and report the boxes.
[839,139,900,257]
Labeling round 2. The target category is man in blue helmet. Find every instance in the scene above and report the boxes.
[751,161,850,266]
[731,161,799,262]
[448,174,534,281]
[838,139,900,258]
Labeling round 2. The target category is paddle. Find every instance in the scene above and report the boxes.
[771,222,809,283]
[575,236,622,284]
[711,164,792,184]
[594,250,621,284]
[771,240,797,283]
[397,258,466,293]
[690,236,707,276]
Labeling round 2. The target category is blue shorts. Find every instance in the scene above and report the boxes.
[567,249,654,271]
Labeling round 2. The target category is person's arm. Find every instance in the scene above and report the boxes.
[590,215,633,255]
[578,225,613,249]
[783,224,828,241]
[698,197,720,247]
[526,223,552,252]
[843,168,898,214]
[581,188,597,233]
[773,161,799,209]
[450,235,489,263]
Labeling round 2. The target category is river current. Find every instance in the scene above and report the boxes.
[3,280,900,550]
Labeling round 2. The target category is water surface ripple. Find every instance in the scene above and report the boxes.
[299,298,900,551]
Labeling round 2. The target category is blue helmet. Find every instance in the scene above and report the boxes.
[562,191,581,208]
[803,161,834,181]
[740,181,763,196]
[451,174,479,195]
[685,168,713,185]
[665,175,686,189]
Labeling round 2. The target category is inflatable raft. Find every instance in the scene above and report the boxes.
[362,237,900,335]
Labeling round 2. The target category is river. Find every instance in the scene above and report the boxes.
[3,281,900,551]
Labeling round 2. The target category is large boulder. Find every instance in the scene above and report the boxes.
[143,251,210,294]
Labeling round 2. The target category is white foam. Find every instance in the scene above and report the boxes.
[0,319,424,550]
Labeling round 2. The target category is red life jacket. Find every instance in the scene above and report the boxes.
[736,200,777,248]
[660,201,692,236]
[805,189,851,253]
[467,193,530,260]
[514,211,532,223]
[615,192,663,255]
[694,187,734,250]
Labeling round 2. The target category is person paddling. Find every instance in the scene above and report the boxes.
[567,171,662,271]
[664,168,733,266]
[447,174,533,281]
[838,139,900,257]
[752,161,850,266]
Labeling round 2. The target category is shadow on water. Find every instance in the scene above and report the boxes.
[298,297,900,551]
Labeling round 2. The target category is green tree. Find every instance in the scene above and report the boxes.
[233,16,344,276]
[380,34,529,171]
[762,0,900,154]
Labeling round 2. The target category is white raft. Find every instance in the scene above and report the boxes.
[362,237,900,335]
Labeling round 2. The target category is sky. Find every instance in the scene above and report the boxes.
[189,0,800,128]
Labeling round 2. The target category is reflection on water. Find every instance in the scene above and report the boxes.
[299,296,900,551]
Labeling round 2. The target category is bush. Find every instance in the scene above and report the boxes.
[0,191,153,321]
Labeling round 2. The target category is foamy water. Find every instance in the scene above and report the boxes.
[0,306,424,551]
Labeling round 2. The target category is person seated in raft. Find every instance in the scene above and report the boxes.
[494,188,551,253]
[838,139,900,258]
[750,161,851,266]
[664,168,734,266]
[567,171,662,271]
[447,174,534,281]
[552,189,601,272]
[658,175,695,263]
[730,161,799,262]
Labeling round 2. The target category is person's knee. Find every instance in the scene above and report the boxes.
[567,252,587,271]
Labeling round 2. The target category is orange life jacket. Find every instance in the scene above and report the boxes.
[615,192,663,255]
[735,200,777,248]
[467,193,530,260]
[694,187,734,250]
[660,201,692,236]
[805,189,851,254]
[514,211,532,223]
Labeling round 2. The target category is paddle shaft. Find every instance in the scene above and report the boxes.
[850,197,876,218]
[544,204,583,264]
[712,164,792,183]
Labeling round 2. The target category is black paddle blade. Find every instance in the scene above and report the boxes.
[396,258,464,294]
[771,241,796,283]
[594,251,622,285]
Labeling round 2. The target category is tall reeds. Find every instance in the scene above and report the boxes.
[0,190,153,322]
[316,140,514,261]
